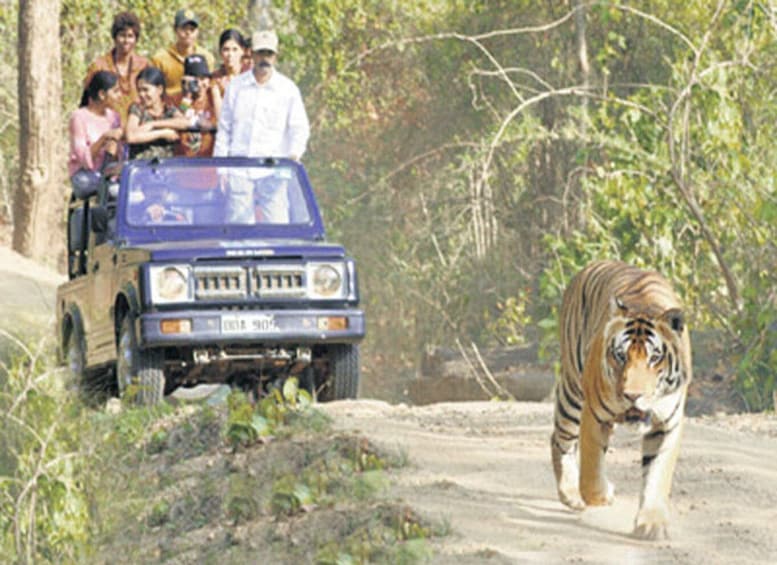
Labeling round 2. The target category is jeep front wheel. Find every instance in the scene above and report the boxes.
[116,316,165,405]
[319,344,360,401]
[65,324,88,394]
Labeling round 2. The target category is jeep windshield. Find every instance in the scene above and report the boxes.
[123,159,314,228]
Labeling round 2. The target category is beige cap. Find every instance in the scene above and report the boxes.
[251,30,278,53]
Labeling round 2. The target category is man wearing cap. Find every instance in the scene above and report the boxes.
[173,54,221,157]
[150,9,215,98]
[214,29,310,223]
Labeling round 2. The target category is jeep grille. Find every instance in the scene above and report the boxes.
[252,266,306,298]
[194,266,247,299]
[193,264,307,300]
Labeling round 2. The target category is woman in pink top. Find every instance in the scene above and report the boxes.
[68,71,124,178]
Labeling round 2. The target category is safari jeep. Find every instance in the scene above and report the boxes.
[57,157,365,404]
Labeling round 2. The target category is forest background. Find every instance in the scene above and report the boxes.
[1,0,776,410]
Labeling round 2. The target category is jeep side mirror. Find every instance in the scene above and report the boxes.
[71,169,102,200]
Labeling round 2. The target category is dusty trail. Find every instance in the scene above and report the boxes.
[320,400,777,565]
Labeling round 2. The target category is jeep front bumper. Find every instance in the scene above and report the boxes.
[138,308,365,347]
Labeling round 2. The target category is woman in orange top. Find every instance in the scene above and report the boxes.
[84,12,149,123]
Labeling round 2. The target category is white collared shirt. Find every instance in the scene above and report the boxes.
[214,69,310,159]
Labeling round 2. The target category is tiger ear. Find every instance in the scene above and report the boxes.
[662,308,685,334]
[612,295,628,315]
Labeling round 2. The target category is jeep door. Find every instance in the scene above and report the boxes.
[85,235,119,367]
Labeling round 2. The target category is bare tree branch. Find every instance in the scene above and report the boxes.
[470,341,514,400]
[666,0,742,312]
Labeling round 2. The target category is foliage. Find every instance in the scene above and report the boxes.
[484,290,532,347]
[225,377,313,449]
[0,331,90,563]
[314,505,434,565]
[269,434,390,518]
[535,2,777,407]
[1,330,440,562]
[0,0,20,227]
[225,389,271,449]
[257,376,313,427]
[4,2,777,406]
[734,274,777,410]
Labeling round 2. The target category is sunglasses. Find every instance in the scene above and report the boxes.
[253,49,276,57]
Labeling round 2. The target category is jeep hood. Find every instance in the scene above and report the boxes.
[134,239,347,262]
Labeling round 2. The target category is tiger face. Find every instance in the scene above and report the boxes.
[602,300,687,428]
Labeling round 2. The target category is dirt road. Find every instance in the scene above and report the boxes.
[320,400,777,565]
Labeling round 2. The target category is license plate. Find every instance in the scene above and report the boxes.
[221,313,279,334]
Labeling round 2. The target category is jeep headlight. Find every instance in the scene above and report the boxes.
[307,262,346,299]
[149,265,192,303]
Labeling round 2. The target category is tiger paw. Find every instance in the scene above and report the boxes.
[633,504,670,540]
[558,487,585,511]
[580,479,615,506]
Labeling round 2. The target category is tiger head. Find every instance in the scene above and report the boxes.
[602,297,688,427]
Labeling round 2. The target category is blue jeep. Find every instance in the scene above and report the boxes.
[57,157,365,404]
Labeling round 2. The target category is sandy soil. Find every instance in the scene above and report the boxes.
[320,399,777,565]
[0,246,63,332]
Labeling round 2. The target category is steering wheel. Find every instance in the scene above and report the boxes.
[161,210,185,222]
[143,206,186,224]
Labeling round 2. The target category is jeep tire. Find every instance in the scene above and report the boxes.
[65,323,89,395]
[299,365,317,400]
[320,344,360,401]
[117,315,165,405]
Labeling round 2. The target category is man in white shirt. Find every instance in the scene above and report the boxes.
[214,30,310,224]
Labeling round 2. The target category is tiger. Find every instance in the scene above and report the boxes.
[550,260,692,540]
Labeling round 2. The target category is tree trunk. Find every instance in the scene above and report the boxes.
[248,0,273,31]
[574,0,590,229]
[14,0,64,265]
